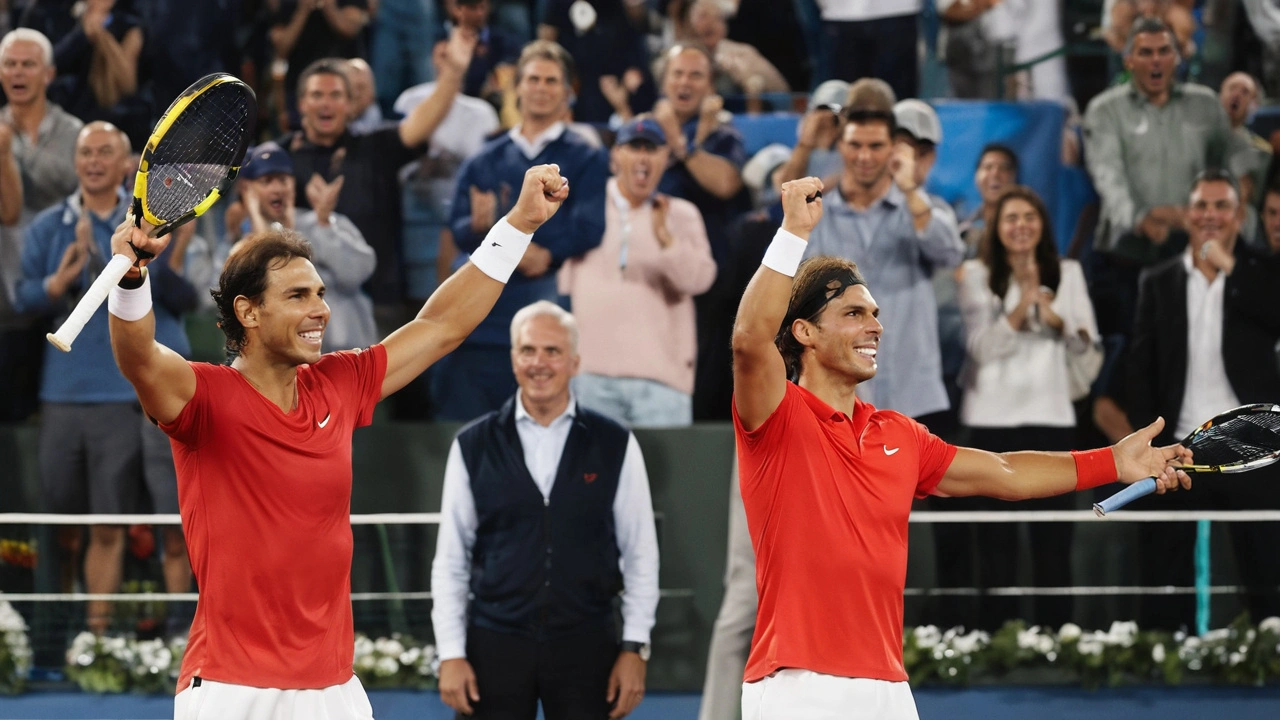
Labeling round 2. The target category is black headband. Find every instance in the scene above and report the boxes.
[789,269,866,325]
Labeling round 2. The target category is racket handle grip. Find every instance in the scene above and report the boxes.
[1093,477,1158,516]
[46,254,136,352]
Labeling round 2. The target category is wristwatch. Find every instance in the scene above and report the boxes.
[620,641,650,661]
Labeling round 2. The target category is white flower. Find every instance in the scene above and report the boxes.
[1203,629,1230,643]
[374,656,399,677]
[1152,643,1166,663]
[1106,621,1138,647]
[913,625,942,649]
[1035,636,1056,656]
[1077,636,1104,657]
[1229,651,1246,667]
[1259,617,1280,634]
[356,654,376,671]
[354,635,374,658]
[0,601,27,633]
[399,647,421,666]
[1017,628,1039,650]
[1058,623,1082,642]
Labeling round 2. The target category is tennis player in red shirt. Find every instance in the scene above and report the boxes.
[105,164,571,719]
[730,176,1194,720]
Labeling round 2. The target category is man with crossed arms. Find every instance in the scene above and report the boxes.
[106,164,571,719]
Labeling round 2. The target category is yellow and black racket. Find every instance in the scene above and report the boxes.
[1094,404,1280,515]
[47,73,256,352]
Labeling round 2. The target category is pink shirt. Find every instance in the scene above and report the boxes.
[559,180,717,394]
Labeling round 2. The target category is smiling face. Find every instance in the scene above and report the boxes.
[0,39,53,107]
[975,150,1017,207]
[242,257,330,365]
[612,140,669,203]
[796,283,882,385]
[511,313,579,411]
[299,72,351,144]
[662,48,713,121]
[516,57,569,125]
[74,125,129,196]
[1187,179,1241,254]
[996,197,1043,260]
[1125,30,1179,102]
[840,120,893,189]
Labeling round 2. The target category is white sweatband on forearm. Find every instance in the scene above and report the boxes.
[108,271,152,321]
[761,228,807,277]
[469,217,534,282]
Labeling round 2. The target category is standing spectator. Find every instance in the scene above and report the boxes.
[771,79,848,191]
[14,122,194,634]
[367,0,437,115]
[1125,169,1280,630]
[1219,72,1272,208]
[651,44,748,420]
[432,301,659,720]
[939,0,1070,101]
[133,0,241,115]
[815,0,919,99]
[1083,17,1247,339]
[539,0,655,124]
[1262,185,1280,255]
[439,40,608,422]
[447,0,521,105]
[239,142,378,352]
[270,0,371,124]
[1242,0,1280,96]
[686,0,788,98]
[958,143,1020,251]
[559,117,717,427]
[802,109,965,418]
[0,28,83,422]
[345,58,384,133]
[17,0,149,146]
[276,28,476,307]
[395,37,502,300]
[950,186,1099,630]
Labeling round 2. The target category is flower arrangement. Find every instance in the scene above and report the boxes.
[352,633,439,690]
[64,633,186,694]
[904,614,1280,688]
[0,599,32,694]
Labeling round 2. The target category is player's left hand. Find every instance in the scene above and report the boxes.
[112,213,166,279]
[1113,416,1194,493]
[507,164,569,234]
[606,650,646,719]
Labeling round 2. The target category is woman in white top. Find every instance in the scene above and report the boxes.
[952,186,1100,631]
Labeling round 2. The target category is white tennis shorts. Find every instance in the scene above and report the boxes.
[174,674,374,720]
[742,669,919,720]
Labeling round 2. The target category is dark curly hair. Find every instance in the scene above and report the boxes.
[211,229,313,356]
[774,256,866,381]
[983,186,1060,300]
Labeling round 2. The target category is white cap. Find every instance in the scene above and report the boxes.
[810,79,850,111]
[893,99,942,144]
[743,143,793,192]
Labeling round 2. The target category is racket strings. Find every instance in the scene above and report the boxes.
[1189,413,1280,466]
[146,83,252,221]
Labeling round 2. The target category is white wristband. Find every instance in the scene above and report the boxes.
[469,217,534,282]
[761,228,807,277]
[108,272,153,321]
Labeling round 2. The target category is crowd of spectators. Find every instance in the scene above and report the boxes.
[1,0,1279,677]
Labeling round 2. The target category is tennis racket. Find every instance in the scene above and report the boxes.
[46,72,256,352]
[1093,404,1280,516]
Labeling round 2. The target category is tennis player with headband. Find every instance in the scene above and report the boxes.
[106,164,570,720]
[730,176,1195,720]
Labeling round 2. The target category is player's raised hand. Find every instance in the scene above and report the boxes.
[507,163,569,234]
[111,213,167,279]
[779,176,824,239]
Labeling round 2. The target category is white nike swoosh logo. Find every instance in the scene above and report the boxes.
[884,445,900,456]
[318,413,331,429]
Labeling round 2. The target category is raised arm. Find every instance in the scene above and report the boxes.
[933,416,1191,500]
[107,217,197,425]
[398,27,476,148]
[379,164,570,399]
[731,177,823,431]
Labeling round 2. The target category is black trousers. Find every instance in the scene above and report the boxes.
[931,426,1076,631]
[463,625,619,720]
[822,13,919,101]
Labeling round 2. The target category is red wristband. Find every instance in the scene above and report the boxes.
[1072,448,1117,491]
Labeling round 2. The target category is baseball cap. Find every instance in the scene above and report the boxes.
[241,143,294,180]
[615,117,667,147]
[743,143,792,193]
[893,99,942,145]
[809,79,849,113]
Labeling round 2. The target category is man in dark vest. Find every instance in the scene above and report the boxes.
[431,299,660,719]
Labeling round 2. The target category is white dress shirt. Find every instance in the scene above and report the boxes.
[431,393,660,661]
[817,0,921,21]
[1176,251,1241,437]
[509,121,567,161]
